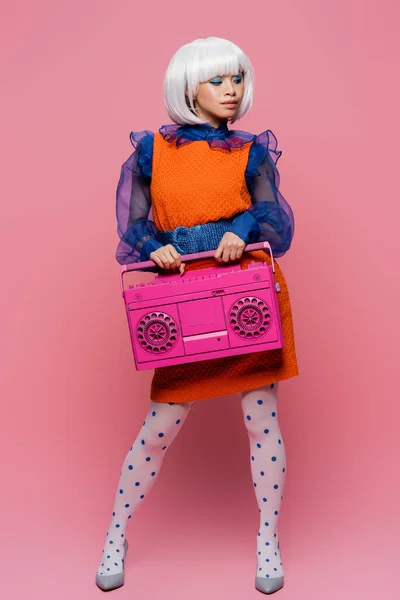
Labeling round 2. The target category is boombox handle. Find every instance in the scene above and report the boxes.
[120,241,275,298]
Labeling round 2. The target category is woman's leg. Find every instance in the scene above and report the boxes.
[97,400,194,576]
[240,383,286,581]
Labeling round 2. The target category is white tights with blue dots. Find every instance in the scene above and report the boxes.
[97,382,285,582]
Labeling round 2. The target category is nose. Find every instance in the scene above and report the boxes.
[223,80,236,96]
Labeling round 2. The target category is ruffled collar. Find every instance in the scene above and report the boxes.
[159,121,256,151]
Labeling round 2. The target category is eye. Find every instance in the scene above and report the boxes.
[209,78,222,85]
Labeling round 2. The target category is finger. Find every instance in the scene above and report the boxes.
[170,252,182,269]
[150,252,164,268]
[168,246,182,267]
[160,250,172,269]
[222,246,232,262]
[214,246,222,261]
[232,245,243,261]
[179,262,186,276]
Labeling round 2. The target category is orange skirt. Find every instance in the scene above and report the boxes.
[150,249,300,403]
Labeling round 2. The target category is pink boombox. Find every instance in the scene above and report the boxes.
[120,241,284,371]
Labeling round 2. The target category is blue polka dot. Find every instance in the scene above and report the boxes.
[266,574,270,578]
[274,485,279,489]
[257,443,261,448]
[152,411,156,416]
[112,512,115,516]
[176,419,181,424]
[107,555,110,558]
[135,482,140,486]
[119,489,124,494]
[271,456,277,461]
[271,412,276,417]
[247,415,251,420]
[265,522,269,526]
[251,456,255,461]
[109,541,114,544]
[158,432,164,437]
[274,511,278,515]
[278,439,281,444]
[114,562,118,566]
[258,551,261,555]
[259,567,262,571]
[128,465,133,470]
[263,497,267,502]
[146,457,151,462]
[130,446,133,451]
[264,429,269,434]
[254,483,257,487]
[266,558,270,562]
[162,446,167,450]
[143,421,146,426]
[151,471,156,476]
[274,568,277,572]
[283,468,285,472]
[258,532,260,536]
[265,542,270,546]
[260,471,265,476]
[257,400,263,405]
[116,524,120,528]
[141,439,145,445]
[140,495,144,499]
[125,504,129,508]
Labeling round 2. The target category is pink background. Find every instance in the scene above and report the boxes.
[1,0,399,598]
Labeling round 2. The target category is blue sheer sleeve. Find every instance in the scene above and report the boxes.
[115,130,163,265]
[226,129,295,257]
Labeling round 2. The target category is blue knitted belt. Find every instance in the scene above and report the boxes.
[156,218,236,255]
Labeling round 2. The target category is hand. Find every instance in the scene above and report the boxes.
[149,244,186,276]
[213,231,245,263]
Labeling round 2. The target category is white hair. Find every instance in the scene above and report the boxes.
[163,37,255,126]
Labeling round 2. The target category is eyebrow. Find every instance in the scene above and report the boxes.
[211,74,243,79]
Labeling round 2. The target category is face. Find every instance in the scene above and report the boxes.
[188,72,244,127]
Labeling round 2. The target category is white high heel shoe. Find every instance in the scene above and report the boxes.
[95,539,129,591]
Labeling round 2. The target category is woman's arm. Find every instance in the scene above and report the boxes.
[226,130,295,258]
[115,131,163,265]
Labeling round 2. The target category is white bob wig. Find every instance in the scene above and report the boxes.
[163,37,255,126]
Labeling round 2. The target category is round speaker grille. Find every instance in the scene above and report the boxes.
[229,296,271,339]
[136,312,178,354]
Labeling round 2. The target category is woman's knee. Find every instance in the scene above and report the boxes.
[141,400,194,447]
[240,383,279,434]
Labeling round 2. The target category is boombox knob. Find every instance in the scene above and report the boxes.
[275,282,281,292]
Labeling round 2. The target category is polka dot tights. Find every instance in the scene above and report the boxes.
[97,383,285,581]
[96,400,194,576]
[241,382,286,580]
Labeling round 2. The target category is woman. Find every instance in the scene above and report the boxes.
[96,36,300,595]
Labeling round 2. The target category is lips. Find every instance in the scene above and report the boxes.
[221,101,237,105]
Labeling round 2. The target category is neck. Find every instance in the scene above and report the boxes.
[194,109,228,129]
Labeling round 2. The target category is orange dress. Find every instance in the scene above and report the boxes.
[145,128,300,403]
